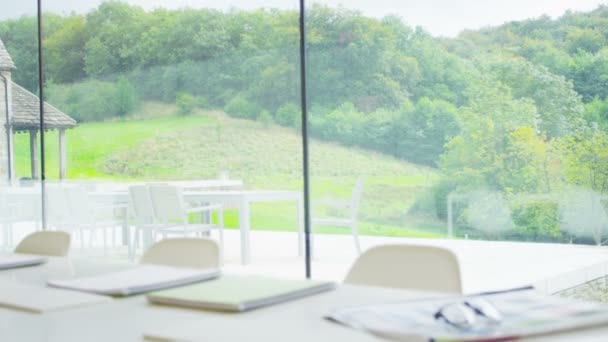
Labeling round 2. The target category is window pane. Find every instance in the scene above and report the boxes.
[0,1,43,248]
[29,1,304,277]
[307,0,608,299]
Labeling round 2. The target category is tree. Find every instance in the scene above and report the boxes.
[114,76,138,117]
[44,15,88,83]
[559,127,608,194]
[484,56,585,137]
[84,37,118,78]
[566,27,605,54]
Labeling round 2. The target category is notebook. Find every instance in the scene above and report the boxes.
[48,265,220,296]
[147,275,336,312]
[0,281,111,313]
[0,254,46,270]
[327,287,608,341]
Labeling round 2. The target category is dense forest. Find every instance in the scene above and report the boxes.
[1,2,607,241]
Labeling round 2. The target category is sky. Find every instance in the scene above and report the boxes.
[1,0,607,37]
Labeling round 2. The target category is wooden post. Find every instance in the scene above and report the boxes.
[59,129,66,180]
[29,130,38,180]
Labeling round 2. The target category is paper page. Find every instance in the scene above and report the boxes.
[0,254,46,270]
[328,289,608,341]
[0,281,112,313]
[48,265,220,296]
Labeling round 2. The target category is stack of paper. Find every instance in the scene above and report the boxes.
[0,254,46,270]
[327,288,608,341]
[48,265,220,296]
[147,275,336,312]
[0,282,111,313]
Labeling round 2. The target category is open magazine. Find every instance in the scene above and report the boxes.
[48,265,220,296]
[327,287,608,341]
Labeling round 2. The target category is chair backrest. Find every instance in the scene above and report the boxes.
[14,231,71,256]
[64,186,92,222]
[0,192,12,218]
[140,238,220,269]
[344,244,463,293]
[350,178,364,220]
[128,185,156,222]
[147,184,186,222]
[45,185,70,223]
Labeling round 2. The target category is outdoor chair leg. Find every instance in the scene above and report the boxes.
[103,228,108,256]
[112,226,117,247]
[79,228,85,249]
[88,228,95,248]
[131,227,140,261]
[351,224,361,254]
[310,228,315,259]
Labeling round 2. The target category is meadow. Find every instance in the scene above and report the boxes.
[12,103,444,238]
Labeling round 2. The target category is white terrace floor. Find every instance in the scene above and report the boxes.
[7,226,608,294]
[216,230,608,294]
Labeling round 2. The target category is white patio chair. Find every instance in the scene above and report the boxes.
[44,184,72,230]
[0,192,25,248]
[312,179,364,254]
[344,244,463,293]
[140,238,220,269]
[15,231,71,257]
[147,184,224,255]
[128,185,173,259]
[63,185,126,255]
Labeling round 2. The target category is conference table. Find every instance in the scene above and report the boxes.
[0,257,606,341]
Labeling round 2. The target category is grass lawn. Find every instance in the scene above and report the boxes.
[11,102,445,238]
[14,103,213,179]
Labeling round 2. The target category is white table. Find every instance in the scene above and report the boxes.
[92,179,244,192]
[183,190,304,265]
[0,257,606,342]
[99,190,304,265]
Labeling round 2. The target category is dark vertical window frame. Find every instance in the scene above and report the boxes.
[37,0,47,229]
[298,0,312,278]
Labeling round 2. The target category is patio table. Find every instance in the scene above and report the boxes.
[183,190,304,265]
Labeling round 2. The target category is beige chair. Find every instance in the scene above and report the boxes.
[344,244,463,293]
[14,231,71,257]
[140,238,220,269]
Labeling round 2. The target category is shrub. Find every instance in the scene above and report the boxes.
[114,76,138,117]
[275,102,301,128]
[258,110,273,128]
[46,78,139,122]
[511,201,563,242]
[224,94,260,119]
[176,92,197,115]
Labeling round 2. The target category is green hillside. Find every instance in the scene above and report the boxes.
[12,103,442,238]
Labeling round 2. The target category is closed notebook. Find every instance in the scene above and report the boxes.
[0,282,111,313]
[0,254,46,270]
[147,275,336,312]
[48,265,220,296]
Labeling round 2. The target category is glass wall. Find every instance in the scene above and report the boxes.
[0,2,43,249]
[306,0,608,297]
[0,1,306,276]
[2,0,608,299]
